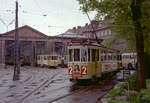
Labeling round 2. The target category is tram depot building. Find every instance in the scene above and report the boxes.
[0,25,90,67]
[0,25,67,66]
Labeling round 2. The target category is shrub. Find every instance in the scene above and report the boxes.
[137,89,150,103]
[125,72,137,90]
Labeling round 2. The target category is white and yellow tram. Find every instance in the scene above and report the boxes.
[121,52,137,69]
[37,54,61,68]
[67,40,121,81]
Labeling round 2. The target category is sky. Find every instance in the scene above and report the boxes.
[0,0,95,36]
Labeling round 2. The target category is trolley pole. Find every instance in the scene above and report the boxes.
[13,0,20,81]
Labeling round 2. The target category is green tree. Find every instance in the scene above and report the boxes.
[77,0,150,90]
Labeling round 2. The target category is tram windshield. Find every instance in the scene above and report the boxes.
[74,49,80,61]
[69,48,88,62]
[81,48,87,62]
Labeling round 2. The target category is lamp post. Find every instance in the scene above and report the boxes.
[13,0,20,80]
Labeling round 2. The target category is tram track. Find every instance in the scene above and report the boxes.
[48,86,91,103]
[16,69,63,103]
[47,77,118,103]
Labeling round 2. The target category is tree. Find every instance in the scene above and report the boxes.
[77,0,150,91]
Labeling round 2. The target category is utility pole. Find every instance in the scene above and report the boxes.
[61,34,64,67]
[13,0,20,81]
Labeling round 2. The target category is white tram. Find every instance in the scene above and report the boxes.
[67,40,121,81]
[37,54,61,68]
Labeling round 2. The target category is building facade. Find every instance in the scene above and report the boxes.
[66,20,127,51]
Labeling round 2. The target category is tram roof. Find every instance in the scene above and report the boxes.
[68,39,105,47]
[68,39,120,52]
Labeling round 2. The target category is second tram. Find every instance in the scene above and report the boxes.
[37,54,62,68]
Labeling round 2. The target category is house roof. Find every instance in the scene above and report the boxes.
[66,20,113,34]
[0,25,49,38]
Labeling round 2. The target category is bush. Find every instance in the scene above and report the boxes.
[137,89,150,103]
[108,99,129,103]
[107,82,128,97]
[125,72,137,90]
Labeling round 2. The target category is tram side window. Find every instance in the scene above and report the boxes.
[104,51,107,61]
[114,54,117,60]
[81,48,87,62]
[92,49,96,62]
[47,56,51,60]
[88,49,91,62]
[101,50,104,61]
[37,56,40,60]
[97,49,99,61]
[69,49,73,62]
[110,53,113,60]
[108,52,111,60]
[52,56,58,60]
[74,49,80,61]
[44,56,47,60]
[117,54,122,61]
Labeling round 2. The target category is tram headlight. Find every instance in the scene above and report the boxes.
[74,64,80,72]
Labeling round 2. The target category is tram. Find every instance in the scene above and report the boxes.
[122,53,137,69]
[37,54,62,68]
[67,40,121,81]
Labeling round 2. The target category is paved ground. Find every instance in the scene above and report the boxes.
[0,66,126,103]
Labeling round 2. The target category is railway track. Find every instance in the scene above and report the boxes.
[16,68,63,103]
[47,78,118,103]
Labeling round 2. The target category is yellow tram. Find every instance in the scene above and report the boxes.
[37,54,61,68]
[67,40,121,81]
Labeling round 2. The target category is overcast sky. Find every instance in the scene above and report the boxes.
[0,0,95,36]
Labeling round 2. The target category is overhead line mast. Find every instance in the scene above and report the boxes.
[13,0,20,81]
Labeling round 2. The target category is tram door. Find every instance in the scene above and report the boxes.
[91,49,99,76]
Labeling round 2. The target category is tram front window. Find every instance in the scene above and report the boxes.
[81,48,87,62]
[74,49,80,61]
[69,49,73,62]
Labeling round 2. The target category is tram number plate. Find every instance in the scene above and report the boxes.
[68,66,73,75]
[81,65,87,75]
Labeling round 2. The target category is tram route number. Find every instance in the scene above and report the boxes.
[68,66,73,75]
[81,65,87,75]
[68,65,88,76]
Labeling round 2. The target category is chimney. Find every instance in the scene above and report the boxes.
[73,27,76,29]
[77,26,81,29]
[85,23,88,26]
